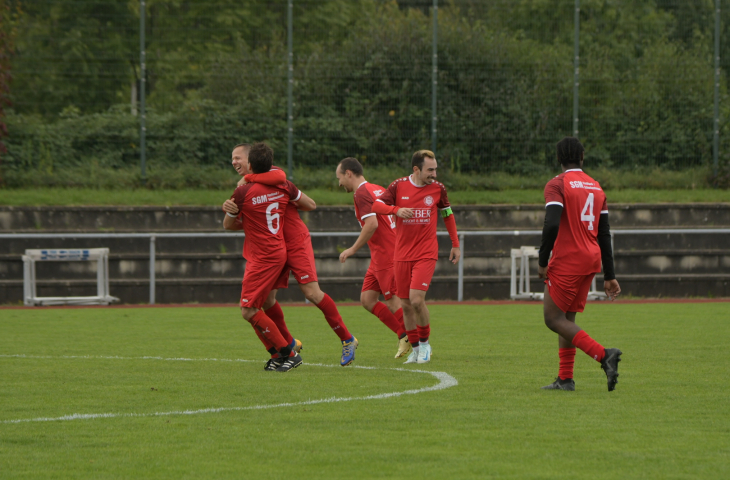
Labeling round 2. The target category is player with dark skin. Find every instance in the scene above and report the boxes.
[537,136,622,391]
[538,151,621,345]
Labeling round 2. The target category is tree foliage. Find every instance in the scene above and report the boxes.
[1,0,728,185]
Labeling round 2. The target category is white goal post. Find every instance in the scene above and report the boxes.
[510,246,606,301]
[22,248,119,306]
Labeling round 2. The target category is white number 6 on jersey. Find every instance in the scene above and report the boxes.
[581,193,595,231]
[266,202,280,234]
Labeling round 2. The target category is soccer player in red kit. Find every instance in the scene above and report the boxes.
[371,150,461,364]
[538,137,622,391]
[228,164,359,367]
[223,143,312,370]
[335,157,410,358]
[222,142,303,372]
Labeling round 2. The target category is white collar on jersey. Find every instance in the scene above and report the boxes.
[408,174,427,188]
[564,168,583,173]
[357,180,368,189]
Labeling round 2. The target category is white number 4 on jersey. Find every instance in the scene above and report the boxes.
[581,193,595,231]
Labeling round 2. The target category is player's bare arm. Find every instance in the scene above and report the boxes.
[340,215,378,263]
[293,192,316,211]
[222,199,242,230]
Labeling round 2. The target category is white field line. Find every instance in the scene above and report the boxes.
[0,354,458,424]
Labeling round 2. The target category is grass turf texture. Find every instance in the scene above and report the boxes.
[2,187,730,206]
[1,303,728,479]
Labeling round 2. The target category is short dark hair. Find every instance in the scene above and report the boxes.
[411,149,435,171]
[338,157,363,176]
[234,143,252,152]
[248,142,274,174]
[556,137,584,166]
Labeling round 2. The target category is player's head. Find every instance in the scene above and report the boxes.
[412,149,437,184]
[231,143,251,176]
[336,157,364,193]
[556,137,584,168]
[248,142,274,174]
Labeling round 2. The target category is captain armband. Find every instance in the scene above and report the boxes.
[440,207,454,218]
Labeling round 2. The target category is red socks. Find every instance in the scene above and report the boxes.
[572,330,605,362]
[317,294,352,341]
[394,309,405,336]
[417,324,430,343]
[372,302,406,336]
[406,328,419,347]
[249,310,288,350]
[558,348,576,380]
[251,323,274,351]
[265,302,293,344]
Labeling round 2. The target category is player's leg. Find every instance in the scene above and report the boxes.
[240,260,302,372]
[542,310,576,391]
[361,269,406,338]
[544,274,622,390]
[395,261,421,363]
[409,289,432,364]
[262,288,302,354]
[300,281,357,366]
[409,259,436,364]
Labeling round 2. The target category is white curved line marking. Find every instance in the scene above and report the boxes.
[0,354,458,424]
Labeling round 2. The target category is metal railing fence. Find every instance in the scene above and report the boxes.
[2,228,729,304]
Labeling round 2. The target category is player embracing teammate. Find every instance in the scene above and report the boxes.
[371,150,461,364]
[538,137,623,391]
[223,143,304,372]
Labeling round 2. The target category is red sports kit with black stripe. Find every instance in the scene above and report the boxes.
[543,169,608,312]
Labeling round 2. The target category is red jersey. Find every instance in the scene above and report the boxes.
[544,169,608,276]
[376,175,451,261]
[231,181,299,262]
[353,181,396,270]
[244,167,309,245]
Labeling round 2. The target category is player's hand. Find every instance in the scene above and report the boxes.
[604,279,621,301]
[339,248,354,263]
[396,207,413,219]
[237,177,247,186]
[538,265,547,279]
[449,247,461,264]
[222,199,239,215]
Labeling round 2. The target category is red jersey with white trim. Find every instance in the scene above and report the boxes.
[353,181,396,270]
[377,176,451,261]
[231,181,299,261]
[543,169,608,276]
[244,166,309,245]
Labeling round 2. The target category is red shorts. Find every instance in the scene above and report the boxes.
[394,259,437,297]
[274,233,318,289]
[361,266,397,300]
[240,257,286,309]
[545,272,595,313]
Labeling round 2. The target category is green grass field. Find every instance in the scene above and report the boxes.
[2,187,730,207]
[1,303,728,479]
